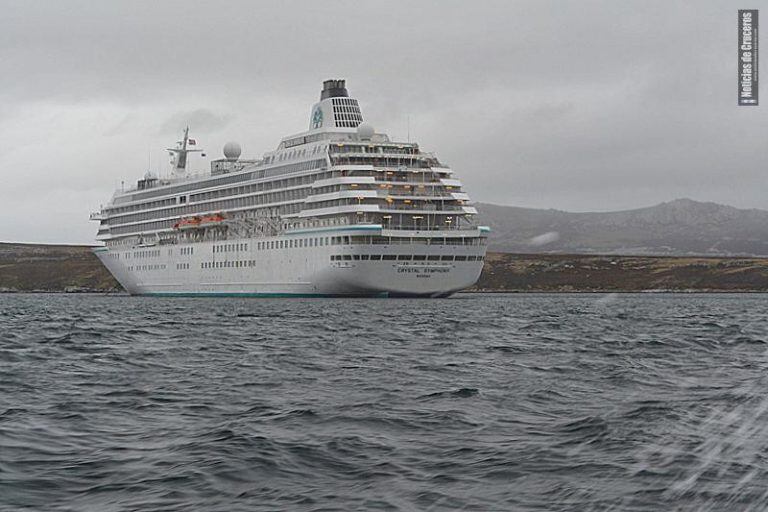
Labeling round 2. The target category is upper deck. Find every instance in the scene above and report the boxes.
[94,80,481,244]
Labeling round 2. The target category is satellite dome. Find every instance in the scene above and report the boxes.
[223,141,242,161]
[356,122,375,140]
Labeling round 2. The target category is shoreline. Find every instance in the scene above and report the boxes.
[2,243,768,294]
[2,290,768,296]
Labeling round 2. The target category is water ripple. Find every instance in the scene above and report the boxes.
[1,293,767,510]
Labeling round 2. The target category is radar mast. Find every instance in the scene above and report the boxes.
[167,127,203,175]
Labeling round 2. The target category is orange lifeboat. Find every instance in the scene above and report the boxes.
[199,212,227,226]
[173,216,202,230]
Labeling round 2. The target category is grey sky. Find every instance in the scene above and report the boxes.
[0,0,765,244]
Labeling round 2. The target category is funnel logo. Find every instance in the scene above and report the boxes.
[312,107,324,128]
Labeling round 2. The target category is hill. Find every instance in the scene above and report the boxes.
[0,243,119,292]
[473,252,768,292]
[476,198,768,256]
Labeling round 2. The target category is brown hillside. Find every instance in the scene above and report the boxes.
[0,243,120,292]
[473,252,768,292]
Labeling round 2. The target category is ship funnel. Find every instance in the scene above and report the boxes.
[321,79,349,100]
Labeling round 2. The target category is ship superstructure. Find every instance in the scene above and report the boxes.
[91,80,489,297]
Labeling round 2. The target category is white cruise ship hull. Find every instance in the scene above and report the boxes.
[95,229,487,298]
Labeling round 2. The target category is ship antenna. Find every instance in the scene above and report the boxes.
[167,125,202,175]
[407,115,410,143]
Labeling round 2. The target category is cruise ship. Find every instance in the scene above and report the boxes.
[90,80,489,297]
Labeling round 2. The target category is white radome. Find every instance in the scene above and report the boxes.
[356,122,374,140]
[223,141,242,161]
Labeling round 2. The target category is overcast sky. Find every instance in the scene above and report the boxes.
[1,0,765,244]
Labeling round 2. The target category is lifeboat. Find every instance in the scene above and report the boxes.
[173,216,202,230]
[199,212,227,226]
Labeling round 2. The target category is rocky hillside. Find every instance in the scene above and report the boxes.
[477,199,768,256]
[0,243,119,292]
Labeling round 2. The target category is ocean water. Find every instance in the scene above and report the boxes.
[1,293,767,511]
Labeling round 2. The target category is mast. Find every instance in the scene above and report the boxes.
[167,126,202,175]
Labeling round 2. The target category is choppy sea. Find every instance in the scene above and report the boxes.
[1,293,767,511]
